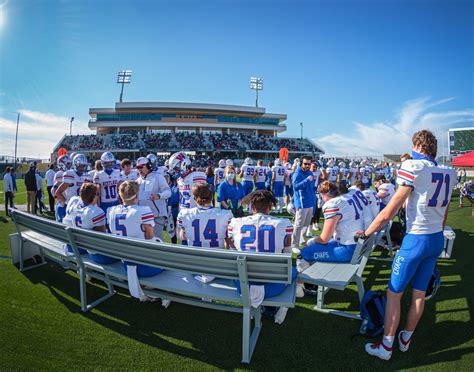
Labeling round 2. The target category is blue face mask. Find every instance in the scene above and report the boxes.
[105,169,113,175]
[411,150,437,165]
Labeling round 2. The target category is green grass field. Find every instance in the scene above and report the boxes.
[0,179,51,207]
[0,186,473,370]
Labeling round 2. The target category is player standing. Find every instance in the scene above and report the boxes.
[271,159,286,213]
[214,159,226,190]
[362,130,455,360]
[239,157,256,197]
[325,159,339,183]
[254,159,267,191]
[52,154,73,222]
[94,152,123,213]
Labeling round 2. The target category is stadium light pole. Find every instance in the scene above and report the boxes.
[14,112,20,169]
[69,117,74,136]
[250,77,263,107]
[117,70,132,103]
[300,122,303,139]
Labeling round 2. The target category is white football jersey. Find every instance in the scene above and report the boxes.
[62,170,92,203]
[53,170,64,187]
[326,166,340,182]
[390,167,397,179]
[178,171,207,209]
[340,167,350,179]
[350,167,360,182]
[107,204,155,239]
[228,213,293,253]
[322,195,364,245]
[377,182,396,205]
[177,206,233,248]
[241,165,256,181]
[362,189,381,220]
[397,159,455,234]
[63,196,106,230]
[346,187,375,230]
[273,165,286,183]
[121,169,139,181]
[313,169,323,187]
[94,169,123,204]
[255,166,267,183]
[360,166,372,183]
[214,167,225,184]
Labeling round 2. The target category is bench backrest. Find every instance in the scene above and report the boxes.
[11,209,70,244]
[350,234,377,265]
[68,226,293,284]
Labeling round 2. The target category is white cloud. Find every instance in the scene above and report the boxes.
[0,109,89,159]
[317,97,474,157]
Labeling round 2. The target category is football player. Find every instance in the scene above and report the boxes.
[55,154,92,209]
[284,162,294,206]
[94,152,123,213]
[254,159,267,191]
[295,181,364,297]
[362,130,455,360]
[351,180,381,221]
[338,161,349,186]
[52,154,73,222]
[239,157,256,197]
[121,158,139,181]
[359,159,373,189]
[62,183,110,261]
[271,159,286,213]
[214,159,226,190]
[168,152,207,210]
[107,181,162,277]
[177,183,233,282]
[325,159,339,183]
[228,190,295,324]
[374,175,396,210]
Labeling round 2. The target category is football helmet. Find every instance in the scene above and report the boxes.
[73,154,88,171]
[146,154,158,169]
[225,159,234,167]
[327,159,335,167]
[285,162,292,170]
[244,157,253,165]
[168,152,192,175]
[349,161,356,168]
[100,152,115,170]
[338,162,346,168]
[57,155,72,171]
[218,159,225,168]
[274,159,282,166]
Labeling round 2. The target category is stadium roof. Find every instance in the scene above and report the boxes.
[89,102,287,120]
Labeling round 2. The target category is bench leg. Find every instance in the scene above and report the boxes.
[355,276,365,303]
[79,267,116,312]
[241,307,262,364]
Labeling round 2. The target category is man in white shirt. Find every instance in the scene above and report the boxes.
[45,164,56,214]
[3,167,14,217]
[135,157,171,240]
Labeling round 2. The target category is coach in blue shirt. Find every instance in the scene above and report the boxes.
[217,166,244,215]
[292,156,316,249]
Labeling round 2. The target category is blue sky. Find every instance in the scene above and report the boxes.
[0,0,473,158]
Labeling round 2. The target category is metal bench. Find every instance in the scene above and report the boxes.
[299,234,377,320]
[9,209,295,364]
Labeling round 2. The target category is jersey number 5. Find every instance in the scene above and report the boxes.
[115,214,127,236]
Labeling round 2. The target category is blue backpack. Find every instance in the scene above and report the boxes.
[360,290,386,337]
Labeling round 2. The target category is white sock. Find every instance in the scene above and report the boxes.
[274,307,288,324]
[383,335,394,348]
[402,330,413,341]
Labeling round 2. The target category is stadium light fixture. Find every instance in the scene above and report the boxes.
[250,77,263,107]
[117,69,132,103]
[69,117,74,136]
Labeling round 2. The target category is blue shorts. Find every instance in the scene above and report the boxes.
[100,201,119,214]
[66,244,87,255]
[88,253,119,265]
[301,239,356,263]
[389,232,444,293]
[123,262,163,277]
[236,268,297,299]
[55,204,66,223]
[272,182,284,197]
[242,180,254,196]
[285,185,294,197]
[255,182,266,190]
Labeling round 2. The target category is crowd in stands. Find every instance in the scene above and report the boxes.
[55,132,322,154]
